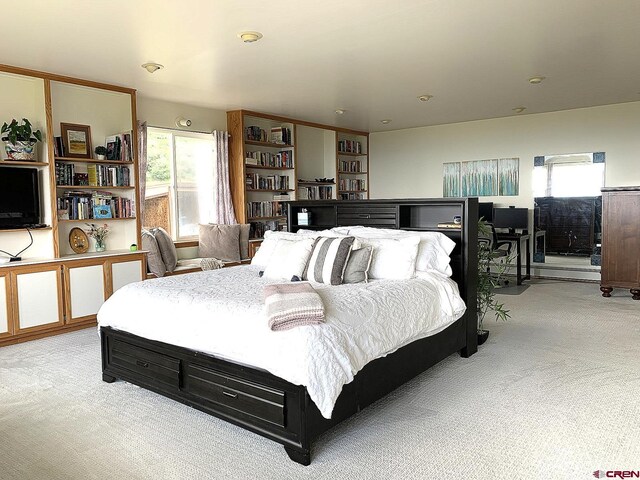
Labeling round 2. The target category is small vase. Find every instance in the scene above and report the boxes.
[95,239,106,252]
[96,154,105,160]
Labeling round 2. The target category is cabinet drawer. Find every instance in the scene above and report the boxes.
[337,206,397,227]
[185,363,285,427]
[110,339,180,388]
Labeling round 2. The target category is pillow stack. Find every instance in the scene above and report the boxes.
[142,227,177,277]
[198,224,251,262]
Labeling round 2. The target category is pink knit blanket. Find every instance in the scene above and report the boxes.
[263,282,325,331]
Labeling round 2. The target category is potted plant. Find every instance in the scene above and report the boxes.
[477,220,512,345]
[1,118,43,161]
[86,223,110,252]
[94,145,107,160]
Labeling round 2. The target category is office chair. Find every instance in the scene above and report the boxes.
[478,223,512,286]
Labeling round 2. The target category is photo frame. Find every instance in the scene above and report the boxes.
[93,205,113,219]
[60,123,92,158]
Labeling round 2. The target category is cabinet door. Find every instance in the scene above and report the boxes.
[64,263,106,323]
[0,274,10,338]
[110,259,144,294]
[13,266,64,333]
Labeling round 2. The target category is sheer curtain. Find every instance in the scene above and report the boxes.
[137,121,148,225]
[212,130,237,224]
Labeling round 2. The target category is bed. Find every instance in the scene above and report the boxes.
[99,198,479,465]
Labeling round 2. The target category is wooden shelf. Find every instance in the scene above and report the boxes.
[56,185,134,190]
[338,189,368,193]
[245,164,293,171]
[58,217,136,223]
[246,189,295,192]
[55,157,134,165]
[298,181,335,186]
[245,140,294,149]
[0,160,48,166]
[337,151,367,157]
[337,171,366,175]
[247,216,286,221]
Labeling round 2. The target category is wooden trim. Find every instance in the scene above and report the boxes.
[0,273,12,338]
[0,160,48,167]
[61,260,107,324]
[130,91,142,251]
[227,110,246,223]
[44,79,60,257]
[238,109,368,136]
[55,157,134,165]
[0,318,96,347]
[174,240,199,248]
[0,63,136,95]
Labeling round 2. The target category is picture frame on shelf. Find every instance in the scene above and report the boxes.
[93,205,113,219]
[60,123,92,159]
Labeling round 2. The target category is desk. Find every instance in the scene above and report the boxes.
[496,232,531,285]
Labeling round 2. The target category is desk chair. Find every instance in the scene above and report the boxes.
[478,223,512,286]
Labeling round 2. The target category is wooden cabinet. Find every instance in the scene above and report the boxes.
[0,251,146,346]
[600,187,640,299]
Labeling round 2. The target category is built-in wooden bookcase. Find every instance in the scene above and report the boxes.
[336,132,369,200]
[227,110,297,239]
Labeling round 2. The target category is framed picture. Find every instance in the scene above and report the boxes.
[60,123,92,158]
[93,205,113,219]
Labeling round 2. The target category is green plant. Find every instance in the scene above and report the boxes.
[477,220,512,331]
[94,145,108,156]
[1,118,43,145]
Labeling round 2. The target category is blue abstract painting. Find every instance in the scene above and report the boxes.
[498,158,520,196]
[443,162,460,197]
[461,159,498,196]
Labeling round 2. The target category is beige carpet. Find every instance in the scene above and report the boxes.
[1,280,639,480]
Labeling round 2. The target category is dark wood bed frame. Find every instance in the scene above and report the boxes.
[101,198,478,465]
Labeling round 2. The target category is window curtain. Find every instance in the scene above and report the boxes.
[137,121,148,226]
[212,130,237,224]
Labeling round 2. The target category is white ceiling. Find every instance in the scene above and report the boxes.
[4,0,640,132]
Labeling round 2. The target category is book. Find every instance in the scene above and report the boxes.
[437,223,462,229]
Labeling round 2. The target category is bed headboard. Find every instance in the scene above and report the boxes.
[287,198,479,355]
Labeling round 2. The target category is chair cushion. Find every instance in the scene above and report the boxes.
[141,229,167,277]
[198,224,241,262]
[151,227,177,272]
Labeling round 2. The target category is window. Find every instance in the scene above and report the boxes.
[532,153,605,198]
[144,128,216,239]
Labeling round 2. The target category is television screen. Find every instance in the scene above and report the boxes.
[0,167,41,228]
[493,207,528,230]
[478,202,494,222]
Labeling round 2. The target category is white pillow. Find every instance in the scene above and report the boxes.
[261,238,315,281]
[251,230,316,267]
[358,236,420,280]
[335,226,455,276]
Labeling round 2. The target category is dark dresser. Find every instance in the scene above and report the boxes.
[600,187,640,299]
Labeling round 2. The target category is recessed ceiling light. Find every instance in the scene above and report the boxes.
[417,94,433,102]
[141,62,163,73]
[512,107,526,113]
[335,109,345,115]
[528,76,546,85]
[380,119,392,124]
[238,31,263,43]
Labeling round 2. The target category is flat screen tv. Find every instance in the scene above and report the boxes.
[493,207,528,230]
[478,202,494,222]
[0,167,41,229]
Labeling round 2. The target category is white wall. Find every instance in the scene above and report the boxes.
[370,101,640,207]
[137,96,227,132]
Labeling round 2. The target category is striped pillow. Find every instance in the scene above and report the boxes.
[303,236,355,285]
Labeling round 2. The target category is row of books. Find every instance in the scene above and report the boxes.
[105,132,133,161]
[299,186,333,200]
[245,125,292,145]
[57,191,135,220]
[246,201,286,219]
[245,150,294,168]
[245,173,290,190]
[55,163,130,187]
[339,159,366,173]
[339,192,366,200]
[339,179,367,191]
[249,220,283,240]
[338,140,363,154]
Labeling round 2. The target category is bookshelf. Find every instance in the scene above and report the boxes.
[336,132,369,200]
[227,110,297,239]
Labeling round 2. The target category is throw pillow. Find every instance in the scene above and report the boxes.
[342,246,373,284]
[151,227,177,272]
[198,224,241,262]
[359,236,421,280]
[141,229,166,277]
[303,236,355,285]
[239,223,250,260]
[261,238,315,281]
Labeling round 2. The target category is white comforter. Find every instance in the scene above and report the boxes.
[97,265,466,419]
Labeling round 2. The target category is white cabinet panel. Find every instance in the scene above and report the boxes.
[16,270,62,330]
[0,276,8,335]
[111,260,142,293]
[68,264,105,320]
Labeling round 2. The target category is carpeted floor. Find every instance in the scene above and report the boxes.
[1,279,639,480]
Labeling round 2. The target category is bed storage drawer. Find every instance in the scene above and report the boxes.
[109,338,180,388]
[184,363,285,427]
[337,205,397,227]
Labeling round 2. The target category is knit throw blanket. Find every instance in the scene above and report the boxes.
[263,282,325,331]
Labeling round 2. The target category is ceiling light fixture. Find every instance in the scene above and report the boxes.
[417,94,433,102]
[512,107,526,113]
[141,62,164,73]
[335,109,345,115]
[176,117,192,128]
[380,119,392,124]
[238,31,263,43]
[528,76,546,85]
